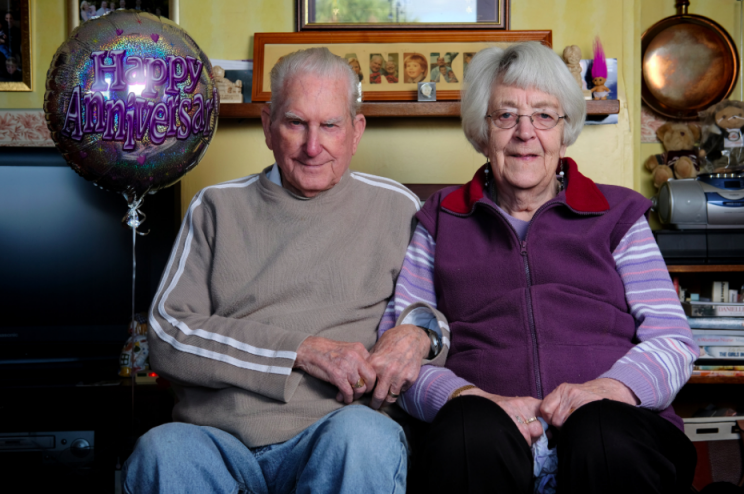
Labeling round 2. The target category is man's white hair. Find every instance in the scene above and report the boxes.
[269,47,361,121]
[460,42,586,154]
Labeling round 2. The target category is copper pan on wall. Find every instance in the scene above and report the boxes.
[641,0,739,120]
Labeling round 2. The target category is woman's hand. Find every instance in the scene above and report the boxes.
[540,378,639,428]
[460,387,544,445]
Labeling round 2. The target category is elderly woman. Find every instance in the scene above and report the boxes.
[378,42,698,493]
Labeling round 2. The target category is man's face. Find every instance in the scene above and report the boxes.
[261,73,366,198]
[370,56,382,73]
[6,61,16,74]
[5,13,12,26]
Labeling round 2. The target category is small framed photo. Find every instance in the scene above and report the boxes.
[252,31,552,102]
[69,0,179,34]
[418,82,436,101]
[0,0,31,91]
[297,0,510,31]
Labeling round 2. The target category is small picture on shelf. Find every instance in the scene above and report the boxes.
[580,58,617,126]
[211,59,253,104]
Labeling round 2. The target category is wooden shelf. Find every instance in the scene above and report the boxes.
[667,265,744,273]
[688,375,744,384]
[218,99,620,119]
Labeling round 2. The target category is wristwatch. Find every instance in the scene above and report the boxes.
[422,327,442,359]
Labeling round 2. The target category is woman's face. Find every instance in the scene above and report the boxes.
[486,85,566,194]
[405,60,424,79]
[349,60,361,75]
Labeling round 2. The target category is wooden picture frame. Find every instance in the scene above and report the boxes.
[67,0,180,35]
[0,0,32,92]
[297,0,510,31]
[252,31,551,102]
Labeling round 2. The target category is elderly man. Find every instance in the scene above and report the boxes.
[122,48,443,494]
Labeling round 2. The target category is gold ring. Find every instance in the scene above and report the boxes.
[353,378,365,389]
[388,391,400,399]
[525,416,538,424]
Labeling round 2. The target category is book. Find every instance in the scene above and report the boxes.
[683,301,744,317]
[692,369,744,377]
[699,346,744,359]
[693,328,744,337]
[687,316,744,329]
[694,334,744,346]
[694,365,744,371]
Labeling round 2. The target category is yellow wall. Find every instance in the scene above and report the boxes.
[3,0,743,216]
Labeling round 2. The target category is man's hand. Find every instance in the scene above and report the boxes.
[294,336,377,404]
[366,324,431,410]
[540,378,639,428]
[460,387,544,445]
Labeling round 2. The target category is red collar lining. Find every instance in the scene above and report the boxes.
[441,158,610,214]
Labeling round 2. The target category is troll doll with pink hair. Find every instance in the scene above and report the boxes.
[591,38,610,100]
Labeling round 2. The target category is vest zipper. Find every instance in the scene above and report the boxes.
[520,239,543,399]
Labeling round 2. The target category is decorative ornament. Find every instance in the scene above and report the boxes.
[591,37,610,101]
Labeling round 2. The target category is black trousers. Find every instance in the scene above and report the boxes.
[410,395,697,494]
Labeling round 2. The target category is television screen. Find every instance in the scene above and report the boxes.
[0,148,180,383]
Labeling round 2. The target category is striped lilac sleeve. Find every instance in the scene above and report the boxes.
[380,223,472,422]
[379,223,438,335]
[599,215,700,410]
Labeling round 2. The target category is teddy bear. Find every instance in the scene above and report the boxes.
[698,100,744,172]
[644,122,701,189]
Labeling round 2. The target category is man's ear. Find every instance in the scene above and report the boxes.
[350,113,366,155]
[260,105,274,151]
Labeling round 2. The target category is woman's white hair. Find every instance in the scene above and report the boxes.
[461,42,586,154]
[270,47,361,121]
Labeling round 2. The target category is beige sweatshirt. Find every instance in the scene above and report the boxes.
[148,167,422,447]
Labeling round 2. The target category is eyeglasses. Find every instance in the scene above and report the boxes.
[486,109,566,130]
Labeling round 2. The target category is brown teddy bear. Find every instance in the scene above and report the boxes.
[698,100,744,172]
[644,123,701,189]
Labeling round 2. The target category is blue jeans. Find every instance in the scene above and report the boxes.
[122,405,408,494]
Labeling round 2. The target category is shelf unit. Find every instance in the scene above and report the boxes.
[218,99,620,119]
[668,264,744,385]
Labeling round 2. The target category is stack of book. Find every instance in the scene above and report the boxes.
[684,301,744,377]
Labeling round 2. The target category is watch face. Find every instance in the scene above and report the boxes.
[428,329,442,356]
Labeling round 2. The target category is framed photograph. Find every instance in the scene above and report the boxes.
[297,0,509,31]
[67,0,179,34]
[252,31,551,102]
[0,0,31,91]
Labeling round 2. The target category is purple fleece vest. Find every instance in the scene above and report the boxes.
[417,160,682,428]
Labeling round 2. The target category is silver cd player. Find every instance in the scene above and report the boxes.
[654,174,744,229]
